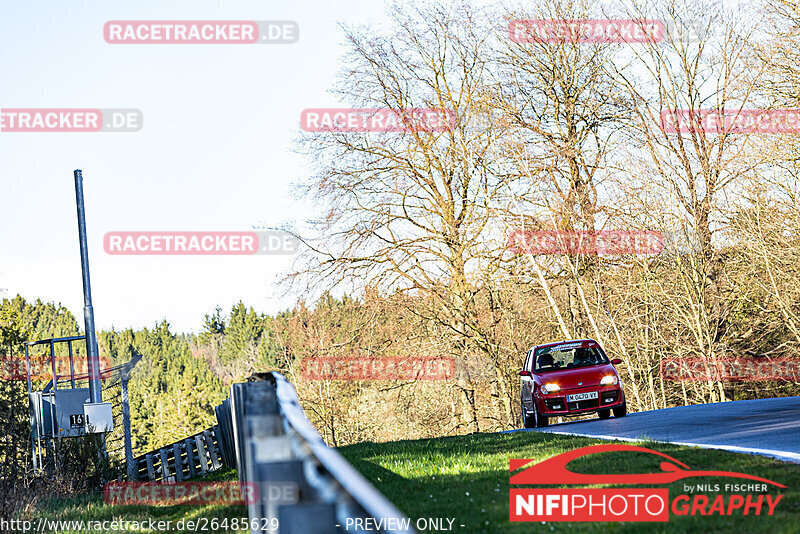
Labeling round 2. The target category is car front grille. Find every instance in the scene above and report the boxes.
[568,399,599,411]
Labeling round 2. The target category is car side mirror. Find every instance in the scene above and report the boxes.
[611,358,622,365]
[519,370,531,377]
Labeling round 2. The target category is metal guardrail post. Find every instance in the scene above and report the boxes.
[215,398,235,468]
[121,373,134,479]
[120,354,141,480]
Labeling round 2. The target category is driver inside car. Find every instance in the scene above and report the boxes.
[571,348,594,367]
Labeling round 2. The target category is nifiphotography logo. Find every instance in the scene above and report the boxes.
[509,444,785,522]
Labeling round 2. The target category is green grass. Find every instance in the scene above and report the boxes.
[26,432,800,533]
[338,431,800,534]
[27,468,248,533]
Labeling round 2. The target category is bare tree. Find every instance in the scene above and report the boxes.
[498,0,630,338]
[613,0,768,402]
[294,2,523,430]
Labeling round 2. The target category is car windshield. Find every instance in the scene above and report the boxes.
[533,345,608,372]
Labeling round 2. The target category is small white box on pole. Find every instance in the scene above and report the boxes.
[84,402,114,433]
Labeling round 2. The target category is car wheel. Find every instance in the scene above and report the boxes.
[521,400,535,429]
[613,403,627,418]
[598,409,611,420]
[534,404,549,427]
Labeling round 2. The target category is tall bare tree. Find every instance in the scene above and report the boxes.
[295,2,522,430]
[497,0,630,338]
[613,0,768,402]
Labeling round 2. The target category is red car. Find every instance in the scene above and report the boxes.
[519,339,626,428]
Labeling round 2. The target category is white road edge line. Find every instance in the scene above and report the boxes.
[539,430,800,464]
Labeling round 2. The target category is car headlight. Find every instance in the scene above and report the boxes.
[600,375,619,386]
[541,383,560,394]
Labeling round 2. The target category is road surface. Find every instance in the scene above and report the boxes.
[512,396,800,463]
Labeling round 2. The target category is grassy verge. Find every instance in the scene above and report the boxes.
[27,467,247,533]
[338,430,800,534]
[26,431,800,533]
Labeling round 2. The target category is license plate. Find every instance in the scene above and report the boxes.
[567,391,598,402]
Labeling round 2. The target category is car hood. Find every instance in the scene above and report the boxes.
[535,364,616,390]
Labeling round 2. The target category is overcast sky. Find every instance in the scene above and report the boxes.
[0,0,395,332]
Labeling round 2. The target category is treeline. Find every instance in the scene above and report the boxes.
[0,297,229,465]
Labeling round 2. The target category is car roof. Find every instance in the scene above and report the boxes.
[528,339,600,352]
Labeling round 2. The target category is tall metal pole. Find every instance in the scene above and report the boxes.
[74,170,102,404]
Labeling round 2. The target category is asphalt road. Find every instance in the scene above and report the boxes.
[518,396,800,463]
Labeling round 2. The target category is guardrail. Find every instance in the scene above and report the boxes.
[219,372,416,534]
[126,372,413,533]
[131,426,223,481]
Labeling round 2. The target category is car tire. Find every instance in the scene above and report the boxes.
[613,403,627,418]
[598,409,611,420]
[534,404,549,427]
[521,400,535,429]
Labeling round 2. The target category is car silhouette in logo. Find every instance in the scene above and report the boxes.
[519,339,625,428]
[510,444,786,487]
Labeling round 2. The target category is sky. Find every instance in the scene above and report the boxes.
[0,0,393,333]
[0,0,733,335]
